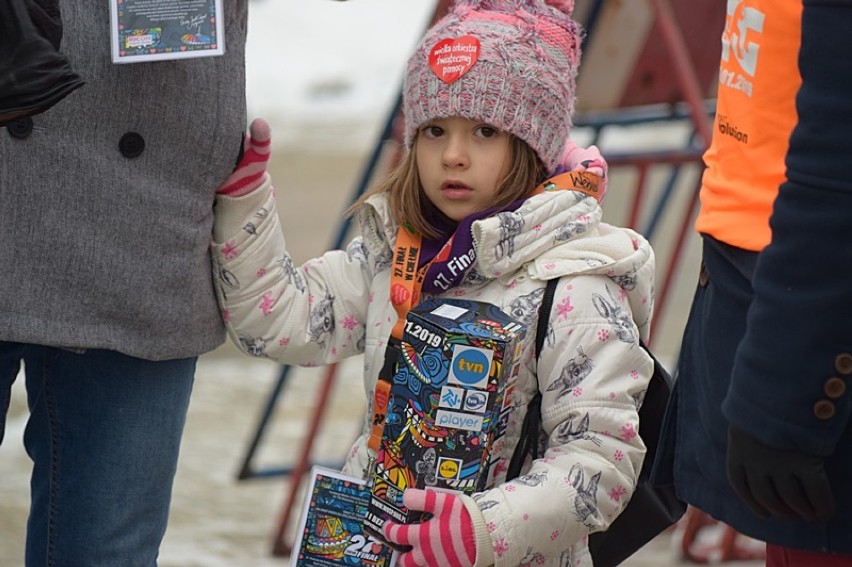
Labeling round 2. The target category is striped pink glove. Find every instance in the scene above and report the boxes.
[383,489,477,567]
[216,118,271,197]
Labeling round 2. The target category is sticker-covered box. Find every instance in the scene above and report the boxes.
[364,298,526,534]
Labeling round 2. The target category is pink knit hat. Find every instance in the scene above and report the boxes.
[403,0,582,173]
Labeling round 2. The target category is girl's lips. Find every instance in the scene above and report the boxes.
[441,181,472,200]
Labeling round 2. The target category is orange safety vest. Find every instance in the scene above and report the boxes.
[696,0,802,252]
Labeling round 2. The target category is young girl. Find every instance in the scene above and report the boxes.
[212,1,655,565]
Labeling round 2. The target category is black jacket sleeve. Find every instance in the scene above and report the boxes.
[723,0,852,456]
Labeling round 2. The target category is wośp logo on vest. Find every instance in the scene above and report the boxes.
[719,0,765,97]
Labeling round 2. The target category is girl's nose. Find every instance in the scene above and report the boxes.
[442,136,469,169]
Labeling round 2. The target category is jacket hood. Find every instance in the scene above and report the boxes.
[358,189,655,339]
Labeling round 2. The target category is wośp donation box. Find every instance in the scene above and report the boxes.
[364,298,526,535]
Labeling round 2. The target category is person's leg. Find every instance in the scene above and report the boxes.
[0,342,25,444]
[766,544,852,567]
[22,347,196,567]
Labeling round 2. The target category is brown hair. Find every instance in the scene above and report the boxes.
[347,134,548,238]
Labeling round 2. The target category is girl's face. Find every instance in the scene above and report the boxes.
[415,116,511,223]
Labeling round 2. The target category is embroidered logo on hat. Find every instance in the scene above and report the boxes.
[428,36,480,83]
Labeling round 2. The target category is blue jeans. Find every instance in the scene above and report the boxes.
[0,343,196,567]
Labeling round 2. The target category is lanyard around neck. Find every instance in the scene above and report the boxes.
[387,170,602,333]
[367,224,426,463]
[389,224,427,341]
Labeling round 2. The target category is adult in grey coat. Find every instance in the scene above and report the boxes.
[0,1,247,565]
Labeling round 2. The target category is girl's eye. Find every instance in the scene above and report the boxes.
[476,126,499,139]
[421,125,443,139]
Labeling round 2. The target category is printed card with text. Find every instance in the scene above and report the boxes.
[109,0,225,63]
[292,467,397,567]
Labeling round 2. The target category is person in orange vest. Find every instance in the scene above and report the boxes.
[663,1,852,564]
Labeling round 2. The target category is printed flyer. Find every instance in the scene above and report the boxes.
[109,0,225,63]
[292,467,397,567]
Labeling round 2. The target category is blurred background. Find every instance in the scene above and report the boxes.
[0,1,766,566]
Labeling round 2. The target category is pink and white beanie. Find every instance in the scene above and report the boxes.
[402,0,582,173]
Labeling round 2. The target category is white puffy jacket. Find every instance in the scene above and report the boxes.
[211,176,655,566]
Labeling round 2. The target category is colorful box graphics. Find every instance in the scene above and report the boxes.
[364,298,526,533]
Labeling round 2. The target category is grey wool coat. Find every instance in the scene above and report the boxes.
[0,1,248,360]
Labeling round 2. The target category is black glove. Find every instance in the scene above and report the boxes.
[726,425,835,523]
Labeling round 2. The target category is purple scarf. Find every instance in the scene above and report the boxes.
[419,199,525,294]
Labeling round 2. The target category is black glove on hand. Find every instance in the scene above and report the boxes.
[726,425,835,523]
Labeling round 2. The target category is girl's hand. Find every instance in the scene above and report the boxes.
[216,118,271,197]
[383,489,477,567]
[561,140,609,201]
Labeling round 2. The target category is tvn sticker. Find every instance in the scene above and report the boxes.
[435,409,484,432]
[463,390,488,413]
[448,345,493,389]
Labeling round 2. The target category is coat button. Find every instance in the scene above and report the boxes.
[814,400,836,420]
[835,353,852,375]
[7,117,33,139]
[824,377,846,399]
[698,262,709,287]
[119,132,145,158]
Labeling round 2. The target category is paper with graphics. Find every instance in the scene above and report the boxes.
[292,467,397,567]
[109,0,225,63]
